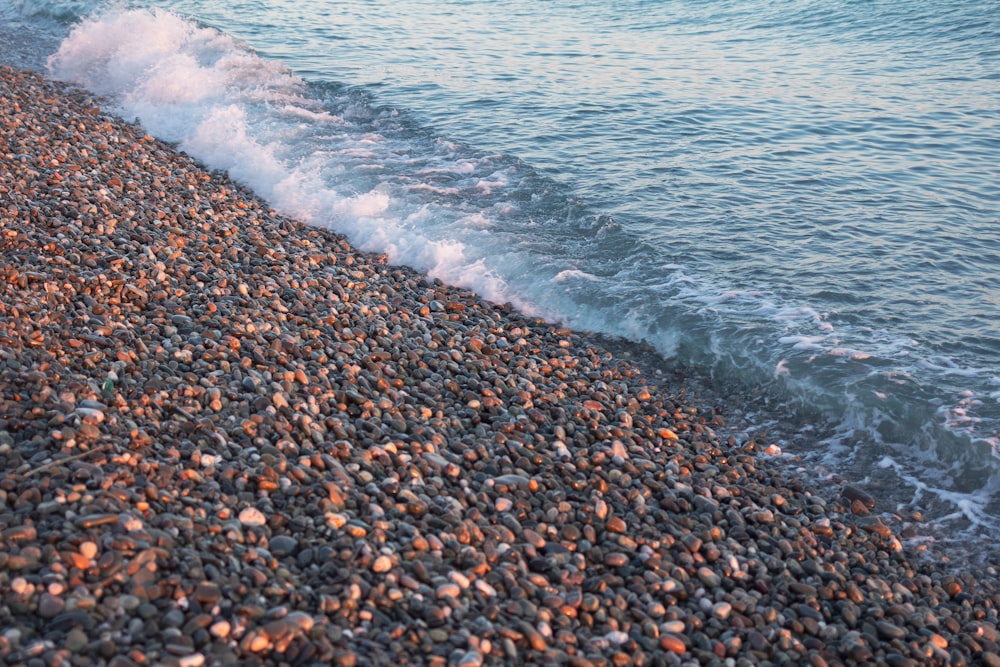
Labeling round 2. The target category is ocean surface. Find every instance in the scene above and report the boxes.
[2,0,999,555]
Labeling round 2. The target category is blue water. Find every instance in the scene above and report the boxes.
[3,0,1000,548]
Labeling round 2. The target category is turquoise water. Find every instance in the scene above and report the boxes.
[3,0,1000,547]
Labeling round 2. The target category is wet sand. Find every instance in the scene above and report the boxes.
[2,64,999,667]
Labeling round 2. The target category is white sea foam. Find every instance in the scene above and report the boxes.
[553,269,599,282]
[47,7,534,313]
[778,335,825,350]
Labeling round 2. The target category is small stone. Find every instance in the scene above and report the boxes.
[493,474,531,490]
[982,652,1000,667]
[119,594,141,612]
[842,484,876,509]
[263,618,299,641]
[178,654,205,667]
[138,603,159,619]
[606,517,627,533]
[165,635,195,654]
[436,583,461,599]
[372,555,393,573]
[106,656,139,667]
[194,582,221,605]
[77,514,118,529]
[851,499,870,516]
[2,525,37,541]
[163,609,185,628]
[712,602,732,620]
[286,611,314,633]
[876,621,906,640]
[885,654,918,667]
[660,634,686,654]
[747,630,769,651]
[789,582,818,597]
[523,529,546,548]
[517,621,547,652]
[270,535,298,557]
[457,650,484,667]
[475,579,497,597]
[697,567,721,588]
[38,593,66,618]
[246,631,270,652]
[604,552,629,567]
[239,507,267,527]
[210,620,232,638]
[79,541,99,560]
[10,576,30,595]
[605,630,629,645]
[65,629,88,652]
[661,620,685,634]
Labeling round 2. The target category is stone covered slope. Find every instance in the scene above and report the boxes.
[2,65,999,667]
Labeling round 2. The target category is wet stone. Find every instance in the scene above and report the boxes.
[37,593,65,618]
[877,621,907,641]
[697,567,722,588]
[163,609,186,628]
[194,582,221,605]
[64,629,88,653]
[270,535,299,558]
[982,653,1000,667]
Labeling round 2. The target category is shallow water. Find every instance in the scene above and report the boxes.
[3,0,1000,551]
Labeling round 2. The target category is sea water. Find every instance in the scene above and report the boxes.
[2,0,999,556]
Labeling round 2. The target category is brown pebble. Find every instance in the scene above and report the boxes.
[842,484,877,509]
[517,621,547,652]
[194,582,221,604]
[604,552,629,567]
[372,555,393,573]
[606,517,627,533]
[108,657,140,667]
[660,634,686,654]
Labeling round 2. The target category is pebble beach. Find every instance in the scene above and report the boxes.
[2,63,1000,667]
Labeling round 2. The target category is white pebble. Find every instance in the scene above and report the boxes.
[210,620,231,638]
[712,602,733,620]
[372,555,393,573]
[10,577,30,596]
[178,654,205,667]
[594,499,609,520]
[661,620,686,634]
[605,630,629,645]
[474,579,497,597]
[79,541,98,559]
[238,507,267,527]
[121,514,144,532]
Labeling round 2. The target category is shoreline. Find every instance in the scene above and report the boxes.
[2,64,999,666]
